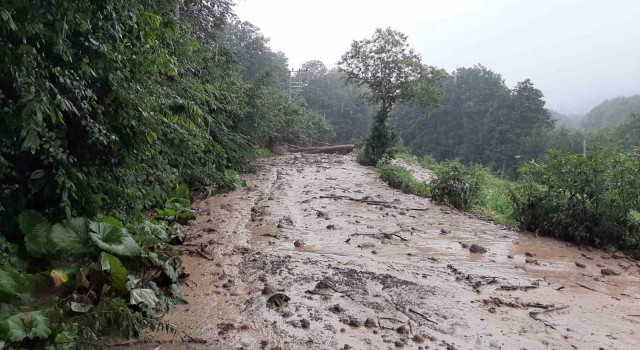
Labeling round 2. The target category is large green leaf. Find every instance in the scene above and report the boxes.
[99,253,128,291]
[51,217,95,256]
[0,269,19,302]
[18,211,53,258]
[130,288,159,308]
[0,311,51,342]
[90,222,142,257]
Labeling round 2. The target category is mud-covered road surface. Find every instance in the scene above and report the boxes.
[131,154,640,350]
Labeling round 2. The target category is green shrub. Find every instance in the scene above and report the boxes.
[512,149,640,249]
[377,164,430,197]
[357,109,399,165]
[430,160,482,211]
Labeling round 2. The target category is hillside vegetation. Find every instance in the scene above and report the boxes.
[0,1,330,348]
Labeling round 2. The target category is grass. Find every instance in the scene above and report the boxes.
[388,153,516,226]
[377,163,431,197]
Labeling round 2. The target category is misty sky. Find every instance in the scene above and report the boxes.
[235,0,640,115]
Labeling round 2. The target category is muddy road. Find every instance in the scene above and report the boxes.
[133,153,640,350]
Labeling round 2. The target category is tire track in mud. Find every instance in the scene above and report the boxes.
[125,153,640,350]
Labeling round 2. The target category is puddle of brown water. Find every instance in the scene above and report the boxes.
[121,153,640,350]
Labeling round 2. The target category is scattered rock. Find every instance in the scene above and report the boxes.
[343,345,352,350]
[601,268,621,276]
[469,244,487,254]
[575,261,586,268]
[316,210,329,219]
[413,334,425,343]
[348,318,362,327]
[488,307,496,313]
[326,224,337,230]
[525,258,539,264]
[329,304,345,314]
[525,252,536,257]
[261,284,277,295]
[217,322,234,331]
[371,250,378,254]
[277,216,294,228]
[395,340,405,347]
[619,262,630,269]
[397,325,410,335]
[364,318,377,328]
[612,252,625,259]
[581,253,594,260]
[266,293,290,308]
[300,318,310,329]
[294,239,305,248]
[357,242,376,249]
[459,242,469,249]
[289,319,302,328]
[440,229,449,235]
[507,255,514,259]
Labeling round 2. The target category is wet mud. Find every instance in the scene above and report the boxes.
[126,153,640,350]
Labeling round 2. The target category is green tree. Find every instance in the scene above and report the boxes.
[338,28,442,164]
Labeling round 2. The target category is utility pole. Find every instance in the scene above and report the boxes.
[288,68,305,103]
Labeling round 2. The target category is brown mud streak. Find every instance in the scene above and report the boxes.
[124,153,640,350]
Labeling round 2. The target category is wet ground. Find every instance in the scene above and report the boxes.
[128,153,640,350]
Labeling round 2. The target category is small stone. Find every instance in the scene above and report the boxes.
[581,253,594,260]
[488,307,497,313]
[507,255,514,259]
[612,252,625,259]
[343,345,352,350]
[289,320,301,328]
[348,318,362,327]
[575,261,586,268]
[294,239,305,248]
[469,244,487,254]
[397,325,410,335]
[440,229,449,234]
[340,328,346,333]
[300,318,310,329]
[601,268,621,276]
[364,318,377,328]
[371,250,378,254]
[329,304,345,313]
[460,242,469,249]
[395,340,405,347]
[262,284,277,295]
[525,257,539,264]
[525,252,536,257]
[413,334,425,343]
[326,224,337,230]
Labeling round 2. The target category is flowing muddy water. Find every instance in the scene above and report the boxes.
[127,153,640,350]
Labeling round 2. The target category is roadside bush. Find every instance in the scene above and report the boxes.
[377,164,430,197]
[430,160,482,211]
[512,149,640,249]
[357,108,399,165]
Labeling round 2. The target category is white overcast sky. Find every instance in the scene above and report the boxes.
[235,0,640,114]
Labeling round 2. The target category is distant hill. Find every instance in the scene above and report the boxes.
[550,110,584,128]
[581,95,640,129]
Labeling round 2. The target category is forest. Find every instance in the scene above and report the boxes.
[1,0,639,349]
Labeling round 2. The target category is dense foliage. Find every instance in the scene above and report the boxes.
[338,28,444,165]
[513,149,640,250]
[394,65,552,177]
[0,0,330,348]
[301,67,376,144]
